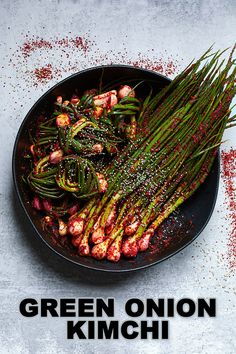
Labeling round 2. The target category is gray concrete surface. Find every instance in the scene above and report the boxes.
[0,0,236,353]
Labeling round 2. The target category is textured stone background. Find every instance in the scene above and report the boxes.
[0,0,236,353]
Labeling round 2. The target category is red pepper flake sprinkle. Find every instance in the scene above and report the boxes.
[70,36,89,52]
[21,36,89,58]
[128,55,178,76]
[221,149,236,269]
[34,64,53,84]
[21,39,53,58]
[8,34,181,88]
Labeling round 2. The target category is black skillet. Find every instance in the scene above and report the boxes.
[12,65,219,272]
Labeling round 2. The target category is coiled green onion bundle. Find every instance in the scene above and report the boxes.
[56,156,100,199]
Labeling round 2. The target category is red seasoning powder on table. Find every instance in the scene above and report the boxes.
[8,34,180,87]
[34,64,53,84]
[21,39,53,58]
[221,149,236,269]
[128,55,178,76]
[20,36,89,58]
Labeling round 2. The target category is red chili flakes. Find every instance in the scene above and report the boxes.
[54,37,69,47]
[21,36,90,58]
[70,36,89,53]
[34,64,53,84]
[21,39,53,58]
[221,149,236,269]
[9,34,181,89]
[128,55,179,77]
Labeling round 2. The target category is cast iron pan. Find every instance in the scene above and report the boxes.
[12,65,220,272]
